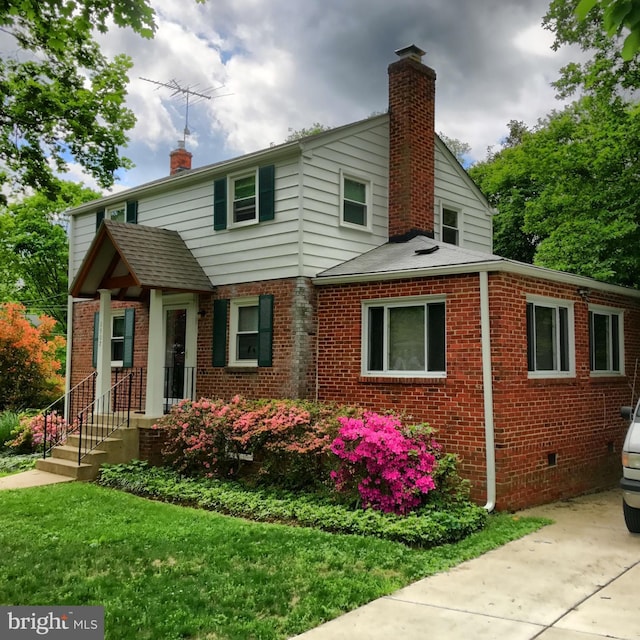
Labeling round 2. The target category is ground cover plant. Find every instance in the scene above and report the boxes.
[0,482,550,640]
[0,453,37,477]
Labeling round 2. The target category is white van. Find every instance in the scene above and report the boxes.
[620,402,640,533]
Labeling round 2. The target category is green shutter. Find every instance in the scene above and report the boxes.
[526,303,535,371]
[213,178,227,230]
[258,165,275,222]
[122,308,135,368]
[213,299,228,366]
[257,294,274,367]
[126,200,138,224]
[92,312,99,368]
[96,209,105,231]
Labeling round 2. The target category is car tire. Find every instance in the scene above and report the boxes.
[623,499,640,533]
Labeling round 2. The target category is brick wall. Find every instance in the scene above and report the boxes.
[196,276,317,401]
[316,271,640,510]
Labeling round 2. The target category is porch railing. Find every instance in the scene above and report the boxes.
[42,372,97,459]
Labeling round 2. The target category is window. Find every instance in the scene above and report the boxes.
[231,172,257,224]
[213,165,275,231]
[92,308,135,369]
[111,314,125,366]
[442,207,459,245]
[589,307,623,374]
[96,201,138,230]
[213,295,274,368]
[341,175,370,228]
[363,298,446,377]
[526,299,574,376]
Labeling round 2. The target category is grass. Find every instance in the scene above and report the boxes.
[0,482,550,640]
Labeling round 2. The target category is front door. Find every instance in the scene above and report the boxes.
[163,296,197,411]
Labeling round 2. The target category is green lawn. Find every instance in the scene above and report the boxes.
[0,483,549,640]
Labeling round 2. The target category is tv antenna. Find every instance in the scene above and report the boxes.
[140,77,230,143]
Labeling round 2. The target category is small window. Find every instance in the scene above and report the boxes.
[526,299,574,376]
[340,173,371,229]
[230,298,259,366]
[111,314,125,366]
[231,172,257,224]
[108,205,125,223]
[442,207,459,245]
[589,308,623,374]
[363,298,446,377]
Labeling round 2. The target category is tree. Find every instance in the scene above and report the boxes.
[0,302,65,411]
[438,132,472,165]
[576,0,640,59]
[0,181,101,330]
[0,0,202,200]
[470,95,640,285]
[285,123,330,141]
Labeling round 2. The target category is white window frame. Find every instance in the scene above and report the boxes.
[526,295,575,379]
[229,297,259,367]
[440,203,461,246]
[339,170,372,231]
[110,311,125,367]
[228,169,258,228]
[106,203,126,222]
[589,304,624,376]
[361,295,447,378]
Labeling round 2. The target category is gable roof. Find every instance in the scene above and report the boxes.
[70,220,214,299]
[314,235,640,299]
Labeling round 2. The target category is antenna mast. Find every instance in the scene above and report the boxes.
[140,77,225,143]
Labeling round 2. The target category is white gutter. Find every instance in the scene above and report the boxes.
[479,270,496,512]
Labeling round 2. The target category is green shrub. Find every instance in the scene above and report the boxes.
[0,411,20,449]
[98,461,487,548]
[0,452,38,475]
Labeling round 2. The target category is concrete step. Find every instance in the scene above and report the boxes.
[35,457,97,481]
[66,433,122,452]
[50,445,108,465]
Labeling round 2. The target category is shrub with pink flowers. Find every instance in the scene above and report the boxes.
[9,411,71,452]
[330,412,441,515]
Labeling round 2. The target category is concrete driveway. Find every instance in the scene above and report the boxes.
[291,489,640,640]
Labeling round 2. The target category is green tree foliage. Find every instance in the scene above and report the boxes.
[285,123,330,141]
[576,0,640,59]
[0,302,65,411]
[0,181,101,330]
[0,0,202,199]
[470,96,640,285]
[438,132,472,165]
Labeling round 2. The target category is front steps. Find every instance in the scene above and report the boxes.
[35,426,140,481]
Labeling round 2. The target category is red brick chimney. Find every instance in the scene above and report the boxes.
[388,45,436,239]
[170,140,192,175]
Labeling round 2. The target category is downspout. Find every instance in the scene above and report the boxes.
[479,270,496,512]
[64,213,74,418]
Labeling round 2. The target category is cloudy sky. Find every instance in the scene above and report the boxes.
[72,0,581,193]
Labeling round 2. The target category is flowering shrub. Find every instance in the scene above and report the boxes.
[8,411,71,452]
[157,396,357,488]
[330,413,439,515]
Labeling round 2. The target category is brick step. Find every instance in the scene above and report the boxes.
[35,457,98,481]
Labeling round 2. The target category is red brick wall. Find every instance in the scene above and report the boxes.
[196,277,317,401]
[316,272,640,510]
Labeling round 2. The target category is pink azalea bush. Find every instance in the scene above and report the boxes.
[9,411,71,452]
[330,412,440,515]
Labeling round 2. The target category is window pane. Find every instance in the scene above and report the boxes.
[344,178,365,203]
[443,208,457,228]
[593,313,609,370]
[388,306,425,371]
[234,175,255,200]
[238,306,258,332]
[344,201,366,226]
[534,306,555,370]
[111,339,124,362]
[442,226,458,245]
[237,334,258,360]
[112,316,125,338]
[368,307,384,371]
[109,207,125,222]
[427,302,446,371]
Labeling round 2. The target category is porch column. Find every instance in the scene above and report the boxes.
[145,288,164,417]
[96,289,112,401]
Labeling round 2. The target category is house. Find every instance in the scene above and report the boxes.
[48,44,640,510]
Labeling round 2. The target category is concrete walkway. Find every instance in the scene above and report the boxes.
[292,489,640,640]
[0,468,73,490]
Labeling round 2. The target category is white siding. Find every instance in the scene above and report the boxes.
[300,119,389,276]
[434,139,493,253]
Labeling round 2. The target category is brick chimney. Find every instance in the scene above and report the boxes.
[388,44,436,239]
[170,140,192,175]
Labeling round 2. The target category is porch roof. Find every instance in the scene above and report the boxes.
[70,220,214,299]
